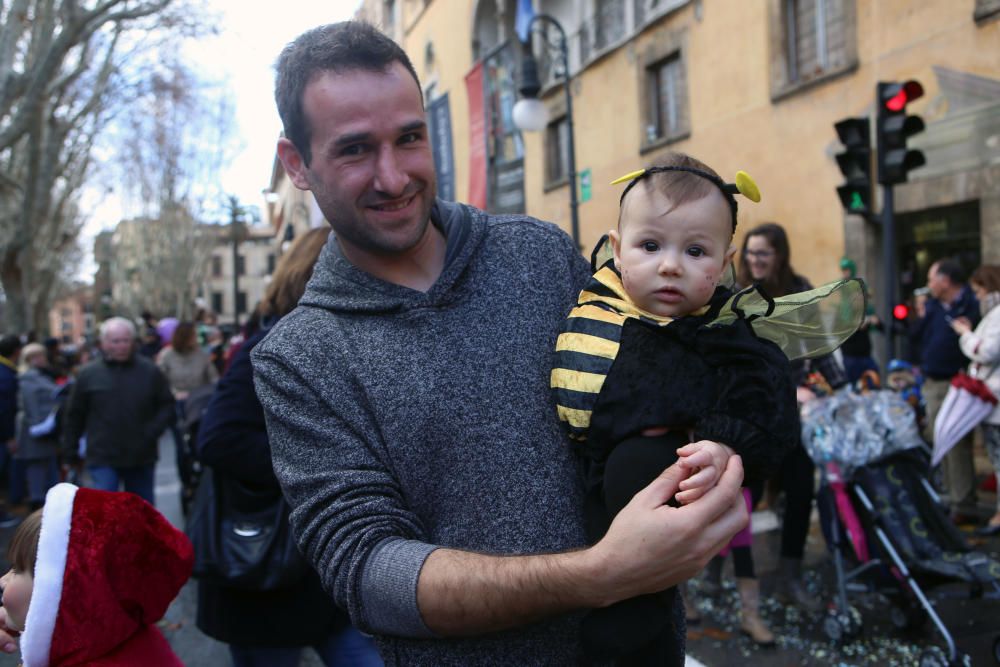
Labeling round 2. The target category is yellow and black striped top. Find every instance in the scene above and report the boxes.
[551,262,710,442]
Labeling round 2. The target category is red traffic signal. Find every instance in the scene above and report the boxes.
[876,80,926,185]
[883,80,924,112]
[893,303,910,320]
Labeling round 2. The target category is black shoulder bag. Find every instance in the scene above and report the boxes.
[185,466,307,591]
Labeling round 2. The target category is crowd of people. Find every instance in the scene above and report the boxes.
[0,18,996,667]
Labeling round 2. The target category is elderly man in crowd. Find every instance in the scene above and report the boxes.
[62,317,175,505]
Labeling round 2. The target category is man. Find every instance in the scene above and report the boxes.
[252,21,747,665]
[0,335,24,527]
[62,317,175,505]
[913,259,980,522]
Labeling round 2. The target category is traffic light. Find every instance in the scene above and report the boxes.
[893,303,909,321]
[876,80,925,185]
[833,117,872,216]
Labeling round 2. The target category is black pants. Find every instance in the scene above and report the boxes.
[582,433,686,666]
[777,443,816,560]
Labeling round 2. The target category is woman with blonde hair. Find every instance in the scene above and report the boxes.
[950,265,1000,535]
[194,227,380,667]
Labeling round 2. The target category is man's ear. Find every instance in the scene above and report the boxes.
[608,229,623,270]
[277,137,312,190]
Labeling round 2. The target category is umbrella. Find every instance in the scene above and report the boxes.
[931,372,998,466]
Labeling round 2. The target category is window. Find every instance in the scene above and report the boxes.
[236,255,246,276]
[770,0,857,99]
[267,253,276,275]
[236,291,247,315]
[594,0,626,52]
[645,53,688,144]
[211,256,222,278]
[545,116,571,187]
[211,292,223,314]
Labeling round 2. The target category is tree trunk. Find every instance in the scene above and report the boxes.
[0,251,28,334]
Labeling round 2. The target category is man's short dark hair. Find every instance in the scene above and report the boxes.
[0,335,23,359]
[933,258,966,285]
[274,21,422,167]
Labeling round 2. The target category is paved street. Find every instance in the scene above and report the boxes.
[0,433,996,666]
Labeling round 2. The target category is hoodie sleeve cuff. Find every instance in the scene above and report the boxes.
[359,538,440,638]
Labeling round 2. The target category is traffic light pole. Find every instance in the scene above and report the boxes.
[882,185,896,364]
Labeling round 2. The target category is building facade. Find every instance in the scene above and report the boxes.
[358,0,1000,353]
[47,285,95,347]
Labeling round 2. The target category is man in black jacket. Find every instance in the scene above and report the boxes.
[62,317,175,505]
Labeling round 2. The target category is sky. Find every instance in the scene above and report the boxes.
[78,0,362,275]
[195,0,364,207]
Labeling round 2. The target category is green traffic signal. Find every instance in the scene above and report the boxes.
[850,192,865,211]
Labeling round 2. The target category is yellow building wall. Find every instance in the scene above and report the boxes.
[394,0,1000,285]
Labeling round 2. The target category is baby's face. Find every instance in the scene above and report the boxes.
[0,567,33,632]
[610,186,735,318]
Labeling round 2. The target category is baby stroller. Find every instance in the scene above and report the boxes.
[802,386,1000,667]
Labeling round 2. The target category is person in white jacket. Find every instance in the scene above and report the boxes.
[951,264,1000,535]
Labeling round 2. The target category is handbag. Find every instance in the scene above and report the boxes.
[185,466,307,591]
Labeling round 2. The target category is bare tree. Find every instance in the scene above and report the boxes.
[0,1,173,333]
[0,0,214,334]
[110,51,237,320]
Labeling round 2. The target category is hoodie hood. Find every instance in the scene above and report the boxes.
[21,484,192,667]
[298,198,487,315]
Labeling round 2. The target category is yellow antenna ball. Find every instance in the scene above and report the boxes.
[735,171,761,203]
[611,169,647,185]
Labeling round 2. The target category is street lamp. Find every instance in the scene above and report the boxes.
[512,14,580,248]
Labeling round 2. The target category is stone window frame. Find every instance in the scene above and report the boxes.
[543,94,571,192]
[767,0,859,103]
[637,27,691,154]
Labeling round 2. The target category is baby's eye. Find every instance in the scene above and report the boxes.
[687,246,705,257]
[641,241,659,252]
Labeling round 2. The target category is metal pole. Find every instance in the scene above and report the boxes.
[527,15,580,249]
[230,200,241,330]
[882,184,895,364]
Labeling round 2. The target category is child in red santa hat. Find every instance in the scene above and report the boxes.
[0,482,193,666]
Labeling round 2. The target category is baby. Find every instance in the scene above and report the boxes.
[0,483,193,666]
[552,151,799,661]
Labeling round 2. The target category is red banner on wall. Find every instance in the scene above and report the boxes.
[464,62,487,210]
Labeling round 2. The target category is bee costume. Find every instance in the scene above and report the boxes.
[552,165,867,663]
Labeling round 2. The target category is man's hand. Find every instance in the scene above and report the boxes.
[416,455,748,635]
[0,608,20,653]
[587,454,748,606]
[674,440,734,504]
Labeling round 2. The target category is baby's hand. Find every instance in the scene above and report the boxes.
[674,440,735,504]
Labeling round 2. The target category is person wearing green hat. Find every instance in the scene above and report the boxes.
[839,258,881,383]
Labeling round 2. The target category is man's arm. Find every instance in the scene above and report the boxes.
[61,376,86,458]
[255,334,746,639]
[416,456,747,635]
[146,366,176,439]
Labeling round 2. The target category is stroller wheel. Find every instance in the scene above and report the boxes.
[918,647,948,667]
[822,607,862,642]
[822,613,843,642]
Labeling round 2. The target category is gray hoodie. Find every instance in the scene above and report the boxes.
[253,199,593,665]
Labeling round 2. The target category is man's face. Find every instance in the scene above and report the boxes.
[610,187,735,318]
[927,263,948,300]
[279,63,437,267]
[101,325,134,362]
